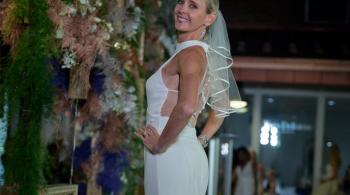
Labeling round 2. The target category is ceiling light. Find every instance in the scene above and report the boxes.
[230,100,248,109]
[267,97,274,103]
[326,141,333,147]
[327,100,336,106]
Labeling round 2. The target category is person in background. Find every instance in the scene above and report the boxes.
[232,146,257,195]
[341,165,350,195]
[313,144,342,195]
[263,169,280,195]
[295,177,312,195]
[257,163,266,195]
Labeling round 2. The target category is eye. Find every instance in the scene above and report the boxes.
[189,3,198,9]
[177,0,184,4]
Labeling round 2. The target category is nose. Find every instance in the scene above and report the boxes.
[176,3,188,13]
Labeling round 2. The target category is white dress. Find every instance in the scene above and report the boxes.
[144,40,209,195]
[234,161,255,195]
[312,164,339,195]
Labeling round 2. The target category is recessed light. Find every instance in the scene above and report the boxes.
[267,97,274,103]
[326,141,333,147]
[328,100,336,106]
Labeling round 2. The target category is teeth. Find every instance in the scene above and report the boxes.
[177,15,189,23]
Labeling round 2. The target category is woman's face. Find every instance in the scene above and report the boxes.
[238,151,249,163]
[174,0,214,34]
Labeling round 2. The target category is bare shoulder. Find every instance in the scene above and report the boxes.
[177,46,207,74]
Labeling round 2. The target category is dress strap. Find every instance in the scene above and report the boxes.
[158,40,208,71]
[175,40,209,53]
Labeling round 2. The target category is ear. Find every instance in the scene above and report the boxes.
[205,11,217,26]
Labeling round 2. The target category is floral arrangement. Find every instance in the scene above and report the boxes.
[46,0,148,194]
[47,0,112,99]
[0,0,177,194]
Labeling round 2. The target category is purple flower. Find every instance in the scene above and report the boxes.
[97,149,128,193]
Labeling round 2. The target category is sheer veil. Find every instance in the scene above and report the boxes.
[204,10,241,117]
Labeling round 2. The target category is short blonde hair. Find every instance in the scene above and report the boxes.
[206,0,219,13]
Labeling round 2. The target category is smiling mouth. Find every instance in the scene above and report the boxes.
[176,14,190,23]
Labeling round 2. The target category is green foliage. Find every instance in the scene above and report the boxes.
[157,0,177,37]
[61,0,74,4]
[12,0,29,22]
[120,126,144,195]
[2,0,55,194]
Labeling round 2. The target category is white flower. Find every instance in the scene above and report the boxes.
[129,0,135,6]
[123,107,131,113]
[114,42,121,49]
[102,32,110,40]
[130,95,137,101]
[93,17,102,23]
[128,86,135,93]
[101,82,139,128]
[62,50,77,69]
[81,7,87,16]
[114,41,130,50]
[95,0,103,7]
[121,6,144,40]
[91,24,97,33]
[55,28,64,39]
[80,0,87,5]
[59,5,77,16]
[106,22,114,33]
[66,6,77,15]
[121,172,128,183]
[89,7,96,12]
[114,89,122,96]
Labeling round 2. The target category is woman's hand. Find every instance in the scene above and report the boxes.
[135,125,163,154]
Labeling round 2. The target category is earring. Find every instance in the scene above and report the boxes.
[200,27,207,40]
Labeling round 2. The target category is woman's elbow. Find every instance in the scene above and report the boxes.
[208,110,224,123]
[178,103,196,117]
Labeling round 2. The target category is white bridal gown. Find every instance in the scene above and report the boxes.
[144,40,210,195]
[234,161,255,195]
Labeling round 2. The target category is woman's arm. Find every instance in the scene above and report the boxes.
[153,47,207,153]
[232,169,238,192]
[251,151,258,195]
[200,108,224,139]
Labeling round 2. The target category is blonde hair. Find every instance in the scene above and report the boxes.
[329,145,341,168]
[206,0,219,13]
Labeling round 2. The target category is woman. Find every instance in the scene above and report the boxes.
[313,144,342,195]
[232,147,257,195]
[341,165,350,194]
[135,0,240,194]
[263,170,279,195]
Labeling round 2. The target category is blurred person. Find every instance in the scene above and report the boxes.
[341,165,350,195]
[263,169,281,195]
[313,144,342,195]
[257,163,266,195]
[232,146,257,195]
[295,177,312,195]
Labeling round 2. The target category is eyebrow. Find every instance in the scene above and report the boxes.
[189,0,199,6]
